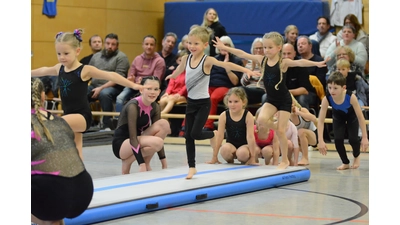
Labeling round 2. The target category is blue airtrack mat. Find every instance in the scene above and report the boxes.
[65,164,310,225]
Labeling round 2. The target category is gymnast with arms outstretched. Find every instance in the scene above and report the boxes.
[31,29,146,160]
[213,32,327,169]
[165,26,260,179]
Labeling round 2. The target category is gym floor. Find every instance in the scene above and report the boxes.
[81,142,369,225]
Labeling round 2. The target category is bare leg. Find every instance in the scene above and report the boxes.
[261,146,273,165]
[62,114,86,160]
[220,143,236,163]
[275,111,290,170]
[122,154,136,174]
[161,100,176,114]
[298,129,316,166]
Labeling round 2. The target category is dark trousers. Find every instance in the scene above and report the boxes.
[185,97,214,167]
[333,116,360,164]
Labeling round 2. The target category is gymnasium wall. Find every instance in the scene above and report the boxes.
[31,0,368,69]
[31,0,169,69]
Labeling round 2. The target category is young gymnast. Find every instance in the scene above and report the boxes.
[254,108,280,166]
[31,29,145,160]
[112,76,171,174]
[317,71,369,170]
[289,97,318,166]
[206,87,257,165]
[213,32,328,169]
[31,78,93,225]
[165,26,260,179]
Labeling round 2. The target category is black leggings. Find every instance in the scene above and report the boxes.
[185,98,214,168]
[333,116,360,164]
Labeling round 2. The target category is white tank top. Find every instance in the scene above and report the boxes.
[185,54,210,99]
[294,115,316,131]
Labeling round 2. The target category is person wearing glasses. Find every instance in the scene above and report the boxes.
[325,46,366,82]
[325,25,367,78]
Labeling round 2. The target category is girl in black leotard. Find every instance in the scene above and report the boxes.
[31,78,93,225]
[206,87,257,165]
[31,29,145,160]
[213,32,328,169]
[112,76,171,174]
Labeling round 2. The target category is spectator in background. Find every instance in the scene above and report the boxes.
[297,35,327,89]
[284,24,321,57]
[80,34,103,65]
[203,36,243,131]
[240,37,265,105]
[201,8,227,57]
[325,25,368,80]
[309,16,337,58]
[336,14,369,54]
[283,43,317,111]
[158,32,178,93]
[87,33,130,130]
[114,35,166,122]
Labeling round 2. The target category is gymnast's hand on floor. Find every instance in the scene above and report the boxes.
[206,157,222,164]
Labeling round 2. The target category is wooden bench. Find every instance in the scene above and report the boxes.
[48,108,369,152]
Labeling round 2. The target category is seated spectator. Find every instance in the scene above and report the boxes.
[115,35,166,120]
[159,51,188,114]
[336,59,369,107]
[203,36,243,131]
[326,46,365,81]
[80,34,103,65]
[158,32,178,93]
[87,33,130,130]
[336,14,369,54]
[284,24,321,57]
[240,37,265,105]
[325,25,368,78]
[297,35,328,89]
[177,34,189,54]
[309,16,337,58]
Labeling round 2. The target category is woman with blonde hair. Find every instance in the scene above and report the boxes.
[201,8,227,56]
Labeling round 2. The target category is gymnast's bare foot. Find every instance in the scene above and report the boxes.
[277,160,290,170]
[336,164,350,170]
[186,167,197,179]
[298,158,309,166]
[351,157,360,169]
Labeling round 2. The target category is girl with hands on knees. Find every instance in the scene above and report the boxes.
[213,32,327,169]
[31,29,146,160]
[289,97,318,166]
[206,87,258,165]
[317,72,368,170]
[112,76,170,174]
